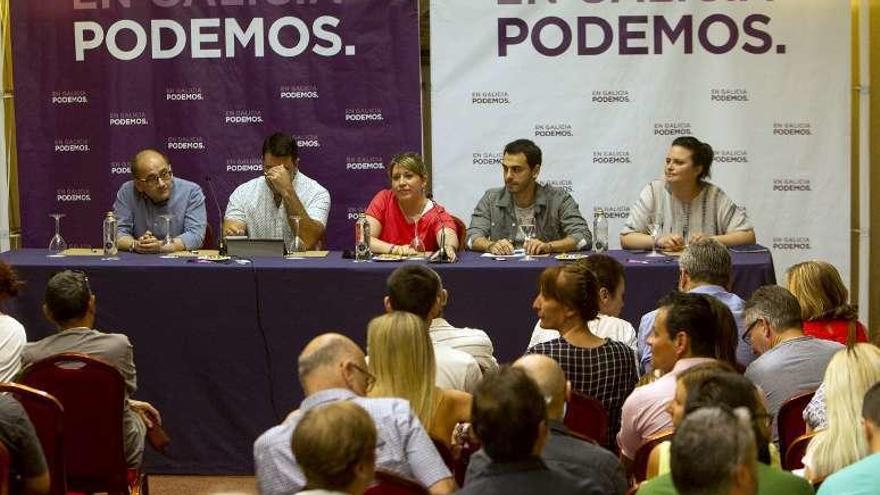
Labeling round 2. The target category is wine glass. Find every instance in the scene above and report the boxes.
[647,215,664,257]
[285,215,304,259]
[519,222,537,261]
[158,214,176,258]
[409,215,425,257]
[47,213,67,257]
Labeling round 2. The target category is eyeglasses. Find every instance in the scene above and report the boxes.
[742,318,763,344]
[350,362,376,390]
[136,167,173,186]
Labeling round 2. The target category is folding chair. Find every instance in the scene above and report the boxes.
[564,391,608,446]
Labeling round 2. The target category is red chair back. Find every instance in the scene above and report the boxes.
[20,353,130,493]
[201,222,215,249]
[630,429,675,484]
[564,391,608,446]
[784,431,817,471]
[777,391,815,462]
[364,469,429,495]
[0,441,9,495]
[0,383,66,495]
[451,215,467,248]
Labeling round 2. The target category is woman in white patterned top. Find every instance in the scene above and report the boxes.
[528,254,638,358]
[620,136,755,252]
[527,261,638,447]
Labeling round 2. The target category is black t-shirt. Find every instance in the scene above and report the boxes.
[0,394,48,489]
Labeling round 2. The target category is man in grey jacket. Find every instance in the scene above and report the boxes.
[466,139,591,255]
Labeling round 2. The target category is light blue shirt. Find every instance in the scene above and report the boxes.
[113,177,207,250]
[637,285,750,374]
[817,452,880,495]
[253,388,450,495]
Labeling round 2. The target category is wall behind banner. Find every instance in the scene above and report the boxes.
[430,0,851,290]
[10,0,422,250]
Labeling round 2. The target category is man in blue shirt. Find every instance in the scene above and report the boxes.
[113,149,207,253]
[638,238,750,373]
[817,381,880,494]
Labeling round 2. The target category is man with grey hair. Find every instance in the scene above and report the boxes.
[742,285,842,440]
[254,333,455,495]
[465,355,626,494]
[671,407,758,495]
[638,238,750,372]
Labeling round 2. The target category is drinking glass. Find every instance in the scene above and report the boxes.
[158,214,176,258]
[47,213,67,257]
[647,215,664,258]
[409,215,425,256]
[285,215,305,259]
[519,222,537,261]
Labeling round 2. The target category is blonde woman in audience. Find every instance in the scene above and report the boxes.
[367,311,471,447]
[804,344,880,483]
[786,260,868,345]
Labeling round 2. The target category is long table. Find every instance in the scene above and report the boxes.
[0,248,775,474]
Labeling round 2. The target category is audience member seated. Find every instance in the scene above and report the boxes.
[528,254,637,356]
[366,153,459,260]
[253,333,454,495]
[292,401,376,495]
[422,268,497,372]
[21,270,161,468]
[385,265,482,392]
[742,285,843,440]
[527,262,637,447]
[466,139,591,255]
[224,132,329,249]
[456,366,602,495]
[367,312,471,449]
[817,381,880,494]
[669,407,758,495]
[638,239,750,373]
[466,355,627,494]
[113,148,207,253]
[803,344,880,483]
[0,394,49,495]
[786,260,869,345]
[639,369,812,495]
[620,136,755,252]
[618,292,719,463]
[0,261,26,382]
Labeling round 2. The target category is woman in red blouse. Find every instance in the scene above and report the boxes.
[365,153,459,260]
[786,260,868,345]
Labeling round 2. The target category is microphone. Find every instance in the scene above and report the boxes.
[204,175,226,255]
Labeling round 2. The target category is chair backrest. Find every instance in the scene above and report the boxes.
[0,383,66,495]
[364,469,429,495]
[563,391,608,446]
[19,352,130,493]
[783,431,817,471]
[630,429,675,484]
[0,440,9,495]
[451,215,467,248]
[201,222,215,250]
[777,391,815,461]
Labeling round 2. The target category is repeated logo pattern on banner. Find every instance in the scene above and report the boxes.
[12,0,422,250]
[431,0,850,285]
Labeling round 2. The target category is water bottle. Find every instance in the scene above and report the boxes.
[594,208,608,253]
[355,212,371,261]
[103,211,118,257]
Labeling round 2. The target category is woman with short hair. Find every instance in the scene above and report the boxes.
[365,153,459,260]
[786,260,869,345]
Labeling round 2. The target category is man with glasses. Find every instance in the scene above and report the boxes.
[742,285,843,441]
[113,148,207,253]
[254,333,455,495]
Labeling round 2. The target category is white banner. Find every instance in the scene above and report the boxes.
[431,0,851,285]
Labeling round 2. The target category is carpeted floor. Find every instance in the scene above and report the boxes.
[148,475,258,495]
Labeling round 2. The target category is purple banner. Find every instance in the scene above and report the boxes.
[12,0,422,250]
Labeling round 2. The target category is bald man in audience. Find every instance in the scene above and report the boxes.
[253,333,455,495]
[292,401,377,495]
[466,354,626,494]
